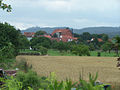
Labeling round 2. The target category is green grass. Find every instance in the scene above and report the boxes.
[90,51,118,57]
[19,49,119,57]
[48,49,76,56]
[19,49,39,53]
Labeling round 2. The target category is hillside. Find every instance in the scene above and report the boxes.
[21,26,120,38]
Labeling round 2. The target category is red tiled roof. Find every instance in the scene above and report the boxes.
[24,32,35,37]
[51,29,77,42]
[43,35,51,38]
[98,38,103,42]
[51,29,73,36]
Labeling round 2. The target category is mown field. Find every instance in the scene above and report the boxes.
[16,56,120,85]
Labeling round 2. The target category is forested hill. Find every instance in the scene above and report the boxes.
[21,26,120,38]
[21,27,67,34]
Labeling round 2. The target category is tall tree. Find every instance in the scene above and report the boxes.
[0,22,21,57]
[19,34,30,50]
[101,42,112,53]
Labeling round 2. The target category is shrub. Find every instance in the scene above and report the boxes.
[72,44,90,56]
[38,46,48,55]
[0,72,111,90]
[15,59,32,72]
[16,71,41,90]
[16,71,50,90]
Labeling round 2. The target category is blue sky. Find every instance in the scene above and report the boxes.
[0,0,120,30]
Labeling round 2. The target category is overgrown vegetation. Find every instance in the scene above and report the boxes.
[0,71,112,90]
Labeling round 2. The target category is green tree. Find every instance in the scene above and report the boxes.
[34,30,47,37]
[89,43,95,51]
[112,36,120,56]
[55,41,69,53]
[0,0,12,12]
[72,44,90,56]
[0,22,21,57]
[101,42,112,53]
[19,34,30,50]
[30,37,52,49]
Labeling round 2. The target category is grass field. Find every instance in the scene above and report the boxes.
[20,49,119,57]
[16,56,120,85]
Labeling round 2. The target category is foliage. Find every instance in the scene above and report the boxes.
[112,36,120,57]
[1,76,23,90]
[72,44,90,56]
[75,32,109,50]
[89,43,95,51]
[30,37,52,49]
[37,45,48,55]
[0,72,111,90]
[34,30,47,37]
[0,22,21,57]
[19,34,30,50]
[16,71,41,90]
[54,41,70,53]
[101,42,113,52]
[15,59,32,73]
[0,0,12,12]
[0,42,15,60]
[0,59,15,70]
[77,72,106,90]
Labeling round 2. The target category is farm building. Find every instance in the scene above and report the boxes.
[24,28,77,42]
[51,28,77,42]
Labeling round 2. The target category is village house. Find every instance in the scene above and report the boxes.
[24,32,35,40]
[51,28,77,42]
[24,28,77,42]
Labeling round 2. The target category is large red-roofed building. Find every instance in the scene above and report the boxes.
[51,28,77,42]
[24,28,77,42]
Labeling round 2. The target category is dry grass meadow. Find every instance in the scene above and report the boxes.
[16,56,120,84]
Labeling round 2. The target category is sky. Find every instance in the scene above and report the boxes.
[0,0,120,30]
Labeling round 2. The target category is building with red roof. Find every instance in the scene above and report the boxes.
[51,28,77,42]
[24,32,35,37]
[23,28,77,42]
[24,32,35,40]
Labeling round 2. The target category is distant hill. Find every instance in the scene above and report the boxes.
[21,27,68,34]
[21,26,120,38]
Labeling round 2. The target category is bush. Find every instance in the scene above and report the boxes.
[16,71,50,90]
[16,71,41,90]
[15,59,32,73]
[0,72,111,90]
[0,59,15,70]
[72,44,90,56]
[38,46,48,55]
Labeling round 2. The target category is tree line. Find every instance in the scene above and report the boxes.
[0,23,120,60]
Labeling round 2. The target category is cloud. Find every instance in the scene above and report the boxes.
[2,0,120,29]
[6,0,120,12]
